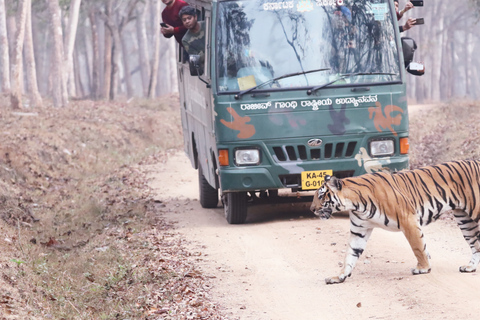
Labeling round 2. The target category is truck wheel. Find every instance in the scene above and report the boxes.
[223,192,248,224]
[198,165,218,208]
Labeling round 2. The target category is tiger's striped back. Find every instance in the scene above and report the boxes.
[341,160,480,227]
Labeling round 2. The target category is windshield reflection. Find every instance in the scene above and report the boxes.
[216,0,401,93]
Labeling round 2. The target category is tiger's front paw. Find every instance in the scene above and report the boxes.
[411,267,431,275]
[459,265,476,273]
[325,275,346,285]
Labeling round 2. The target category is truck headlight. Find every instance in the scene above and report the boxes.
[235,149,260,166]
[370,139,394,157]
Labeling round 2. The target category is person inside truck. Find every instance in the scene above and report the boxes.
[179,6,206,72]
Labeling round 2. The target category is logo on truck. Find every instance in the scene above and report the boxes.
[220,107,256,139]
[368,101,404,136]
[308,138,323,147]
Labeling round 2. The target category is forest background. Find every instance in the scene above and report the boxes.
[1,0,480,106]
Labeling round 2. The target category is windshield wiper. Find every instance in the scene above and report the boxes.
[234,68,331,100]
[306,72,397,96]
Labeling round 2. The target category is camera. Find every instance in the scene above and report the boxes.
[411,0,424,6]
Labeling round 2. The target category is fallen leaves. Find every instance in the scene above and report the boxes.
[1,294,14,314]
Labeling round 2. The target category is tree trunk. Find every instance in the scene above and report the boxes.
[102,0,113,99]
[10,0,28,109]
[464,21,473,97]
[64,0,82,98]
[472,64,480,100]
[0,0,11,92]
[136,4,150,97]
[148,0,161,98]
[80,23,91,97]
[101,0,139,100]
[121,31,133,97]
[158,37,175,95]
[108,24,120,100]
[168,39,178,93]
[24,0,42,107]
[47,0,68,107]
[6,15,15,59]
[88,9,100,100]
[74,49,85,97]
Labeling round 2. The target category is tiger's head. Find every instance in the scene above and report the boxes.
[310,175,344,220]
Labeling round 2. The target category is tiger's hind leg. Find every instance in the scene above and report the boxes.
[402,216,431,275]
[453,210,480,273]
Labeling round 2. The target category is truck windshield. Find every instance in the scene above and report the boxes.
[216,0,401,93]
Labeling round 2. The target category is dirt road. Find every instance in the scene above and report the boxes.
[148,152,480,320]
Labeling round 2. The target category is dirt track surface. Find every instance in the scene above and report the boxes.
[149,152,480,320]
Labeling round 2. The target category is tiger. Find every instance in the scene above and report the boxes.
[310,159,480,285]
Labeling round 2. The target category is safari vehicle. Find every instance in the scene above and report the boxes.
[176,0,423,224]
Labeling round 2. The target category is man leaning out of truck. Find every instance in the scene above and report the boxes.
[179,6,206,73]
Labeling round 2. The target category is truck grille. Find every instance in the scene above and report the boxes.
[271,141,358,162]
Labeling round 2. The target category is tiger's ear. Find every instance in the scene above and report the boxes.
[326,175,342,192]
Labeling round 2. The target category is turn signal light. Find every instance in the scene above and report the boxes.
[400,137,409,154]
[219,149,229,166]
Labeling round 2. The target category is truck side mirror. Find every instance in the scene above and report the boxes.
[401,37,416,68]
[401,37,425,76]
[189,55,203,76]
[188,54,211,87]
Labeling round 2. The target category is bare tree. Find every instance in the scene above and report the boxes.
[101,0,139,99]
[88,8,100,99]
[0,0,10,92]
[148,0,161,98]
[47,0,68,107]
[10,0,28,109]
[121,28,134,97]
[64,0,82,98]
[102,0,113,99]
[136,3,151,97]
[24,0,42,107]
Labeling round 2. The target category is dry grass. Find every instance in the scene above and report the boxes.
[0,95,194,319]
[409,100,480,168]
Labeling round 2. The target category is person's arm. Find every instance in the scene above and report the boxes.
[161,11,175,38]
[398,2,414,19]
[173,25,187,36]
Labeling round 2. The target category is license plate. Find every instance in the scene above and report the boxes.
[301,170,333,190]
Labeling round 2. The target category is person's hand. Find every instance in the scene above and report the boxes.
[399,2,414,17]
[404,2,414,12]
[161,24,174,36]
[403,18,415,31]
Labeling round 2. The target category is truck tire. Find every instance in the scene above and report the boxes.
[224,192,248,224]
[198,165,218,208]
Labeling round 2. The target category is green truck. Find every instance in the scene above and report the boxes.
[176,0,422,224]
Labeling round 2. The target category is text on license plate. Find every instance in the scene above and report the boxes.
[301,170,333,190]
